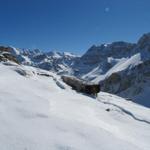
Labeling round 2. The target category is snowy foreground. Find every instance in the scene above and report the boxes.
[0,63,150,150]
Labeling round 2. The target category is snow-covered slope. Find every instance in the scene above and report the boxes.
[0,62,150,150]
[92,53,143,82]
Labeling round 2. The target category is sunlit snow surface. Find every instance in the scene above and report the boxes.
[0,62,150,150]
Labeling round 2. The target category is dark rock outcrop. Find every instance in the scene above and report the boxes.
[61,75,100,96]
[0,46,19,64]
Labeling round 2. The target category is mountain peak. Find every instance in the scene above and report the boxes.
[137,33,150,50]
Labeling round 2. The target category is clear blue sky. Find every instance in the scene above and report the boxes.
[0,0,150,54]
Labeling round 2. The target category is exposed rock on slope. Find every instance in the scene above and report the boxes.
[61,75,100,95]
[0,46,19,64]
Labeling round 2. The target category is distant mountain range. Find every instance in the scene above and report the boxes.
[0,33,150,107]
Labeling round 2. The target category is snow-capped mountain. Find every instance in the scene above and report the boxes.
[73,41,136,77]
[0,46,79,75]
[22,50,79,75]
[73,33,150,80]
[0,33,150,107]
[72,33,150,107]
[0,62,150,150]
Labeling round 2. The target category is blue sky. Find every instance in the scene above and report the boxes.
[0,0,150,54]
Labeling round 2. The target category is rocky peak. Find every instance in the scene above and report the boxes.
[137,33,150,50]
[80,41,135,66]
[80,45,106,65]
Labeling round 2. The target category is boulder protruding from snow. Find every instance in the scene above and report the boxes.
[61,75,100,96]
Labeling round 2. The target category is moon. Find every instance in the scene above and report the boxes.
[105,7,110,12]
